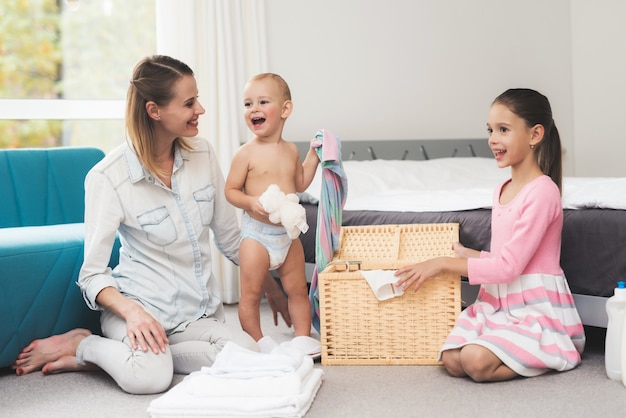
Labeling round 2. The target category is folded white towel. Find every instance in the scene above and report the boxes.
[190,357,314,398]
[191,373,300,398]
[147,368,324,417]
[360,270,404,301]
[202,341,304,379]
[203,341,303,379]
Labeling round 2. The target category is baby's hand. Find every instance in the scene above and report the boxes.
[249,198,269,218]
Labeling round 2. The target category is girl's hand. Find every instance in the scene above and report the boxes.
[394,258,443,293]
[124,304,169,354]
[452,242,480,259]
[452,242,468,258]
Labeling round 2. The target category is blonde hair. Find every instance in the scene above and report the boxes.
[126,55,194,176]
[249,73,291,102]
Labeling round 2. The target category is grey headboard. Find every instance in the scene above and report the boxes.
[295,138,492,161]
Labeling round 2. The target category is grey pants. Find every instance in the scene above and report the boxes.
[76,310,257,394]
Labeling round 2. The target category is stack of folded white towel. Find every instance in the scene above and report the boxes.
[147,341,324,417]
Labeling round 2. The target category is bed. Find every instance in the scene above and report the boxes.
[296,139,626,328]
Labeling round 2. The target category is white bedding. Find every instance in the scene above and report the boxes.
[304,158,626,212]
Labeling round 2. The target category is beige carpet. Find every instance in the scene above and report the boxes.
[1,302,625,418]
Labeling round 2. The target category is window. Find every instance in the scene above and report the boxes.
[0,0,156,151]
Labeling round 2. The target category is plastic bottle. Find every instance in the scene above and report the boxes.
[622,305,626,387]
[605,281,626,380]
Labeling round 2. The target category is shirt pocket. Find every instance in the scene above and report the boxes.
[193,184,216,226]
[137,206,178,246]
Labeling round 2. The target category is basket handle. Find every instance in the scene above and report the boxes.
[330,260,415,271]
[328,260,361,271]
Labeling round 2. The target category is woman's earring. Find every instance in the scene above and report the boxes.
[530,144,535,149]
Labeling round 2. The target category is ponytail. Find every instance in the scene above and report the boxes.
[537,122,562,194]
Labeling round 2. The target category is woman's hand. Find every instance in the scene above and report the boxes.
[263,273,292,327]
[124,303,169,354]
[96,287,169,354]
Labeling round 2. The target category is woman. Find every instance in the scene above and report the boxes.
[12,55,290,394]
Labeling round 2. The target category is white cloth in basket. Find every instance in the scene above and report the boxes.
[360,270,404,301]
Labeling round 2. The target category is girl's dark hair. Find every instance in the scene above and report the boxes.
[126,55,194,176]
[493,88,562,193]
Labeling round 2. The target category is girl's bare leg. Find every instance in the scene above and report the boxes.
[441,348,467,377]
[459,344,518,382]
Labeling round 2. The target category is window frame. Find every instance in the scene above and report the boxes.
[0,99,124,120]
[0,0,158,137]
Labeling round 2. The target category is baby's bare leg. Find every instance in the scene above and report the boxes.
[238,238,271,341]
[276,240,311,337]
[12,328,93,375]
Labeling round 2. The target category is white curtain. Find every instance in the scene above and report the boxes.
[156,0,268,303]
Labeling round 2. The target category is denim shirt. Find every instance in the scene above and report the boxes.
[78,138,240,334]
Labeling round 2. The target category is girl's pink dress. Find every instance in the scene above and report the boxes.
[440,175,586,376]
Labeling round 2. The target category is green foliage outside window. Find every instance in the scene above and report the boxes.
[0,0,156,149]
[0,0,62,147]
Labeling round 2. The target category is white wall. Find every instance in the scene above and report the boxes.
[263,0,626,177]
[570,0,626,177]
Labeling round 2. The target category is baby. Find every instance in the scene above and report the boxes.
[225,73,320,355]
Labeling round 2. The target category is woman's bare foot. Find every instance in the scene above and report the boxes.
[42,355,99,375]
[12,328,92,376]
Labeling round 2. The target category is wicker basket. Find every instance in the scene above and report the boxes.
[319,223,461,365]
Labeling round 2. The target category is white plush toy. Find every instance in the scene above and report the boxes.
[258,184,309,239]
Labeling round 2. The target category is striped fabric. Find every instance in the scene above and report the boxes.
[308,129,348,332]
[440,273,586,376]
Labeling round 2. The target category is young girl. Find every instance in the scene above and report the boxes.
[395,88,585,382]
